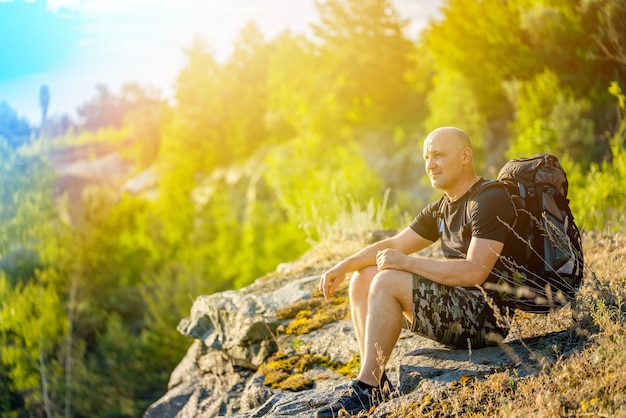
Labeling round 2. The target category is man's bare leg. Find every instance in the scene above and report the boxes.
[349,265,379,359]
[357,270,414,387]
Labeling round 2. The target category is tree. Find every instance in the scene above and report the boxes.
[506,70,595,165]
[266,30,339,137]
[119,84,166,170]
[424,69,487,169]
[160,35,226,186]
[0,278,66,417]
[424,0,626,167]
[42,113,75,139]
[566,82,626,230]
[262,133,383,230]
[0,102,31,148]
[583,0,626,67]
[424,0,537,169]
[45,188,187,417]
[39,84,50,135]
[222,22,271,159]
[77,84,120,130]
[77,83,163,133]
[0,135,61,416]
[0,138,56,256]
[312,0,416,126]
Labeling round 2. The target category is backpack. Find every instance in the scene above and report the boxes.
[482,154,585,313]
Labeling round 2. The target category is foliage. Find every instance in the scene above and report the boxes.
[77,83,163,133]
[424,69,487,169]
[424,0,625,167]
[0,277,66,416]
[0,102,32,148]
[54,125,131,147]
[567,85,626,232]
[425,0,532,122]
[582,0,626,67]
[2,0,626,416]
[222,22,272,158]
[312,0,417,127]
[262,133,384,233]
[0,139,57,256]
[265,31,330,137]
[506,70,596,165]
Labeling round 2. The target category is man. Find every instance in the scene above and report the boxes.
[316,127,516,417]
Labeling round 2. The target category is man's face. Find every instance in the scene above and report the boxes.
[422,134,464,190]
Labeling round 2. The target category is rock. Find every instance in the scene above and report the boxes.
[145,266,566,418]
[227,338,546,418]
[145,275,324,418]
[176,275,319,369]
[396,342,535,395]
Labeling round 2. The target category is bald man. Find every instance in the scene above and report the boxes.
[315,127,517,417]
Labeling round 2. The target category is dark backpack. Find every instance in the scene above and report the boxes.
[483,154,585,313]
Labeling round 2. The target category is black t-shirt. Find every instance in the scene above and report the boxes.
[409,179,516,285]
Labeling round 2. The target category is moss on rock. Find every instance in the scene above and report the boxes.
[258,350,350,392]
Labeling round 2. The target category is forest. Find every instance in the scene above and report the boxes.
[1,0,625,416]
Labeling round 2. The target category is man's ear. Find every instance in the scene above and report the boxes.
[461,147,472,164]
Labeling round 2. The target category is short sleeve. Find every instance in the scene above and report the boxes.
[409,198,443,242]
[469,185,516,243]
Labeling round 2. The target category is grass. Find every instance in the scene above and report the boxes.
[386,230,626,417]
[257,207,626,416]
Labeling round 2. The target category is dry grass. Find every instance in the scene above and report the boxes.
[386,231,626,417]
[264,219,626,416]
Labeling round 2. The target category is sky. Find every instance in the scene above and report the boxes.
[0,0,441,125]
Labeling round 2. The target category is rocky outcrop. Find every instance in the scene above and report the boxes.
[144,265,571,418]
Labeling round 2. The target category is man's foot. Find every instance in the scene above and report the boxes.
[378,373,394,398]
[315,379,393,417]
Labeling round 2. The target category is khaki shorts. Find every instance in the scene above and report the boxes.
[409,274,512,349]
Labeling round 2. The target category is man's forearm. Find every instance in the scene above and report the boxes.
[398,256,488,287]
[338,239,394,273]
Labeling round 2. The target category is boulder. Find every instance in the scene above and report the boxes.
[145,268,568,418]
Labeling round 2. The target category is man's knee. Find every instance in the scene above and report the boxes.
[369,270,398,296]
[349,265,378,296]
[369,270,414,307]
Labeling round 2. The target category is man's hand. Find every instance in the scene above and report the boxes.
[376,249,407,271]
[319,265,346,300]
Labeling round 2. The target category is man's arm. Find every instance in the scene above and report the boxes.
[376,236,504,288]
[319,227,433,299]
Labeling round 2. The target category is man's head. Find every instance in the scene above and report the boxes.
[422,127,476,194]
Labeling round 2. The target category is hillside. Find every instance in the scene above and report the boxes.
[144,231,626,417]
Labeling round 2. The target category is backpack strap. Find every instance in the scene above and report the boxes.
[434,195,448,234]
